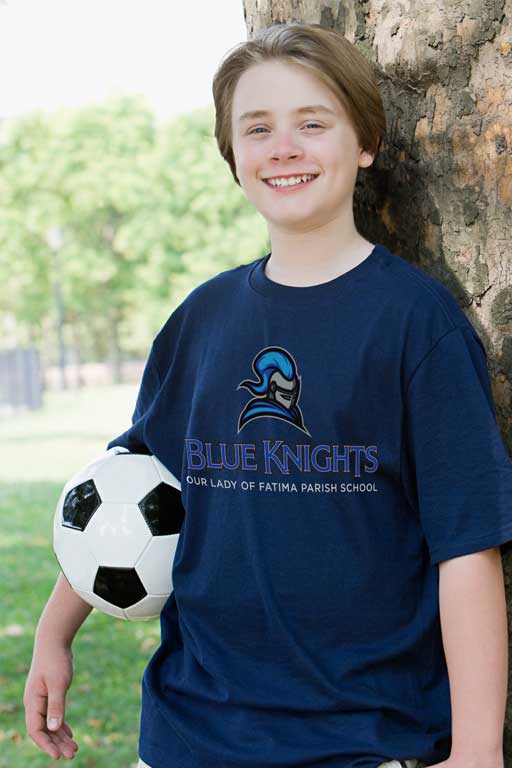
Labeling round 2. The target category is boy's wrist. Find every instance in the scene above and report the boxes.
[35,622,75,651]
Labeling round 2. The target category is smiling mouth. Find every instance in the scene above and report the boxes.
[262,174,320,190]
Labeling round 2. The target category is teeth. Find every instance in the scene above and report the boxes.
[266,174,317,187]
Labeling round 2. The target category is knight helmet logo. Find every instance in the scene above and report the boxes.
[237,346,311,436]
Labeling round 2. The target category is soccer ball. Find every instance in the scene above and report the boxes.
[53,446,184,621]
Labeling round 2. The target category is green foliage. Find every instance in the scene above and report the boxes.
[0,98,267,362]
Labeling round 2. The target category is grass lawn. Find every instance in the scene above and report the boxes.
[0,383,161,767]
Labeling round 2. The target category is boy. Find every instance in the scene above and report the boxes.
[25,23,512,768]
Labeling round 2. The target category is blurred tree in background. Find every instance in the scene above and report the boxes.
[0,96,268,383]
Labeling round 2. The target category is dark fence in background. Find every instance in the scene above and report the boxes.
[0,346,43,413]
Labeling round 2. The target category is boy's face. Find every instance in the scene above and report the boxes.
[230,59,374,231]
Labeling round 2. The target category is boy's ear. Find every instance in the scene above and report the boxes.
[358,148,375,168]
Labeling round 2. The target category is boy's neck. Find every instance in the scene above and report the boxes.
[264,232,375,288]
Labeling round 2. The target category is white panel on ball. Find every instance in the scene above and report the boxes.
[135,535,179,595]
[152,454,181,489]
[54,533,98,592]
[84,501,152,567]
[124,594,169,621]
[93,454,161,503]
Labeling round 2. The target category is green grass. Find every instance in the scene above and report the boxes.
[0,383,161,767]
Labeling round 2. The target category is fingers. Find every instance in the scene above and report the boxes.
[61,720,74,738]
[49,725,79,759]
[25,689,78,759]
[48,717,79,756]
[25,690,57,758]
[46,686,78,753]
[28,720,78,760]
[46,684,66,732]
[29,728,61,760]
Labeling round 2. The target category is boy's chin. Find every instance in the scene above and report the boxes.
[255,197,319,218]
[261,203,324,224]
[265,214,325,233]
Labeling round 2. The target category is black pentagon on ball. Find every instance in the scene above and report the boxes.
[94,566,147,608]
[139,482,185,536]
[62,480,101,531]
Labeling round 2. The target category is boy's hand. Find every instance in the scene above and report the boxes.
[23,640,79,760]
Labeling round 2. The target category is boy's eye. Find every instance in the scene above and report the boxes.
[247,122,323,135]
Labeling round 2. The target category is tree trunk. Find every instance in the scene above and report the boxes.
[71,323,85,388]
[108,310,123,385]
[52,270,68,390]
[243,0,512,754]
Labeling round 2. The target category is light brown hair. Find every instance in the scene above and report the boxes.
[212,22,387,186]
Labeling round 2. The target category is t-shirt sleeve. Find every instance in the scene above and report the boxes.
[404,324,512,565]
[105,341,162,455]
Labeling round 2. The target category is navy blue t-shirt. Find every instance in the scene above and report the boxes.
[107,243,512,768]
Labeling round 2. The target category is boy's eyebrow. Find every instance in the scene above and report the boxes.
[238,104,337,123]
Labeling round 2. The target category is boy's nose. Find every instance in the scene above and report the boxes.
[269,136,305,160]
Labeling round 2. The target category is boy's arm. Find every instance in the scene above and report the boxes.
[438,547,507,768]
[24,572,92,758]
[35,571,93,648]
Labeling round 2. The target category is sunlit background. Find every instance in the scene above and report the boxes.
[0,0,269,483]
[1,0,246,122]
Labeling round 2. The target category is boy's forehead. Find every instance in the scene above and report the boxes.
[232,65,341,121]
